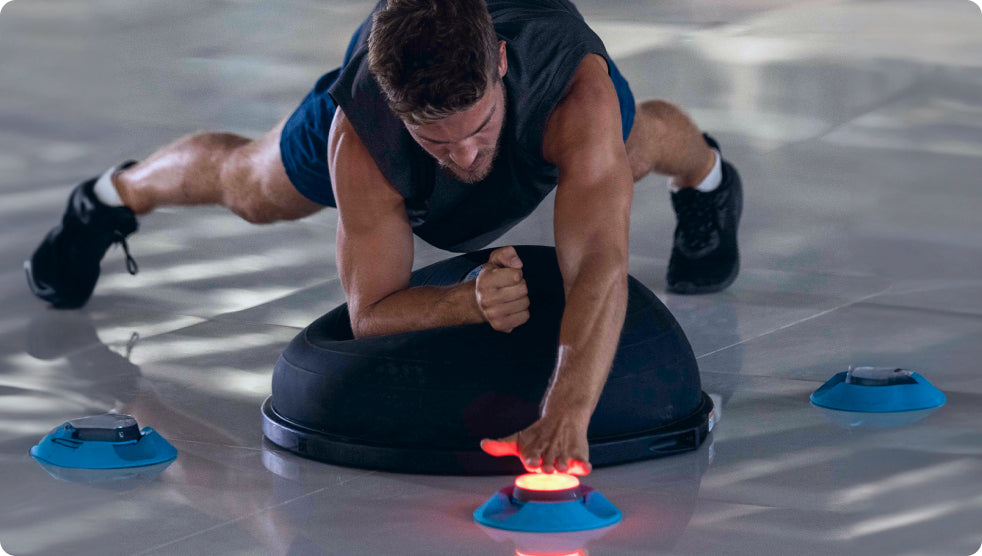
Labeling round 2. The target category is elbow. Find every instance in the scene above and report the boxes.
[347,302,374,340]
[594,246,629,278]
[611,262,629,302]
[606,245,630,288]
[610,252,629,281]
[349,313,367,340]
[562,249,629,299]
[597,251,630,302]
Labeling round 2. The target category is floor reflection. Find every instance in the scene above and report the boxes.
[24,311,321,555]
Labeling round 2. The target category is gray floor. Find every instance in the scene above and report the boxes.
[2,0,981,555]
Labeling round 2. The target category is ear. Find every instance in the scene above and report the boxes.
[497,40,508,78]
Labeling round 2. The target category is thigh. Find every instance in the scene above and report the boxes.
[228,26,364,220]
[230,115,326,221]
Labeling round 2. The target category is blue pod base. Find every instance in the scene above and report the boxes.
[31,415,178,470]
[473,485,622,533]
[34,459,175,488]
[810,371,946,413]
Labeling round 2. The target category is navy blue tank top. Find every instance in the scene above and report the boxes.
[329,0,611,252]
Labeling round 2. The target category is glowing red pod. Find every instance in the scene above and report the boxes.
[512,473,583,503]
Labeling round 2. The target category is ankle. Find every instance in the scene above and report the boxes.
[670,147,719,192]
[113,168,151,215]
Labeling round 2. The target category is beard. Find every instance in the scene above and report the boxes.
[437,88,507,184]
[439,142,501,183]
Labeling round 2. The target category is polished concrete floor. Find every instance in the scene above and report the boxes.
[2,1,982,555]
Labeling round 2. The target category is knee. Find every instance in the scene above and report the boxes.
[635,99,678,135]
[219,144,282,224]
[638,98,676,113]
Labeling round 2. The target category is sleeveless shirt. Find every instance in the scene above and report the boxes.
[329,0,611,252]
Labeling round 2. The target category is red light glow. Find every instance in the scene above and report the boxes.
[514,473,580,492]
[515,551,585,556]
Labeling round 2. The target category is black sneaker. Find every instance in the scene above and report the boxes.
[666,134,742,294]
[25,161,140,309]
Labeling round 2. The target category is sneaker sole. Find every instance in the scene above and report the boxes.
[23,259,54,300]
[25,259,85,309]
[666,256,740,295]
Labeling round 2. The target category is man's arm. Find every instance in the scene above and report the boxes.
[327,107,484,338]
[480,54,633,474]
[542,54,633,426]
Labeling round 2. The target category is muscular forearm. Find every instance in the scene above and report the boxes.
[352,280,484,339]
[540,253,628,419]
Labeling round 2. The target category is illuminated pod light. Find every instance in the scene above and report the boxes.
[473,472,622,533]
[513,473,582,502]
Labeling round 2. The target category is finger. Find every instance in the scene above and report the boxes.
[485,297,530,321]
[567,460,592,476]
[483,267,523,289]
[490,281,528,304]
[540,450,559,474]
[555,458,569,473]
[523,455,542,473]
[487,246,523,269]
[480,436,519,457]
[494,310,530,333]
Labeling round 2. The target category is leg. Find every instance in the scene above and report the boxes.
[25,116,326,308]
[114,115,323,223]
[625,99,716,188]
[625,98,743,295]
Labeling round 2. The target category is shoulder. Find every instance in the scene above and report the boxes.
[557,54,613,107]
[327,107,406,213]
[541,53,621,166]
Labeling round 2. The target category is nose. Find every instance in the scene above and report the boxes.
[448,142,479,170]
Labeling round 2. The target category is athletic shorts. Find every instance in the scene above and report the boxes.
[279,28,637,207]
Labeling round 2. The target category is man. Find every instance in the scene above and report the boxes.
[26,0,742,475]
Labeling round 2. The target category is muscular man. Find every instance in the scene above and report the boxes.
[26,0,742,475]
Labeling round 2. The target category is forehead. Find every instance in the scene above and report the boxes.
[406,83,499,142]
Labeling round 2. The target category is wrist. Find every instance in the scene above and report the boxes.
[455,279,486,325]
[541,392,594,423]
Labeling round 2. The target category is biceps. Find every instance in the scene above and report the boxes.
[553,137,634,285]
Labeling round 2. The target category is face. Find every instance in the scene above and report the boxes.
[405,42,509,184]
[406,79,507,183]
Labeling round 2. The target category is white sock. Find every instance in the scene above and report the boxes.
[92,163,127,207]
[668,148,722,193]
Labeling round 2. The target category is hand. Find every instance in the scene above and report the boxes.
[480,412,592,475]
[474,246,530,333]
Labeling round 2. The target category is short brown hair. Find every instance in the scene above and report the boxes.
[368,0,499,125]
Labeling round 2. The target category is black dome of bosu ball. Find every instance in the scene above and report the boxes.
[261,245,713,475]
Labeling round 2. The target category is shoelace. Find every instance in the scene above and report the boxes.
[675,192,718,252]
[125,331,140,360]
[114,230,139,275]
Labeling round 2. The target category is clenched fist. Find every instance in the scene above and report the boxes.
[474,246,530,333]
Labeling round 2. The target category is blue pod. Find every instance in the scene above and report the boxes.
[474,475,622,533]
[810,367,946,413]
[31,414,177,470]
